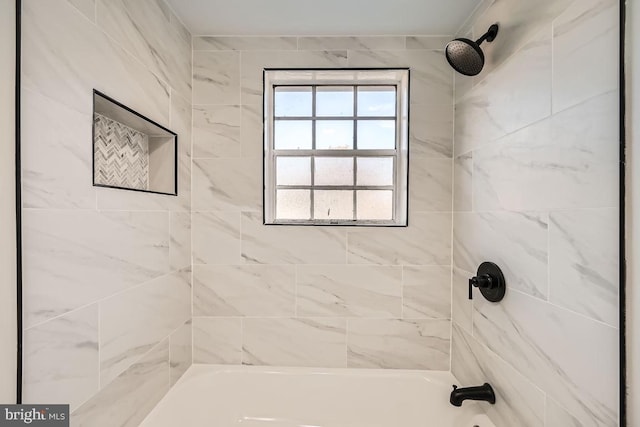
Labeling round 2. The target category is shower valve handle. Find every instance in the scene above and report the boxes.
[468,262,506,303]
[468,274,493,299]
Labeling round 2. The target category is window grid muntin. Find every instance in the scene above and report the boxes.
[273,84,398,222]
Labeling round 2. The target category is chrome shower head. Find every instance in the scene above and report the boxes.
[445,24,499,76]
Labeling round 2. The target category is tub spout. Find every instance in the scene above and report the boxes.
[449,383,496,407]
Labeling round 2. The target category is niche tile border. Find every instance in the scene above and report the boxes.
[92,90,178,196]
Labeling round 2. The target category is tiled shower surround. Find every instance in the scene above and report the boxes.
[451,0,620,426]
[21,0,192,425]
[19,0,621,426]
[190,36,455,369]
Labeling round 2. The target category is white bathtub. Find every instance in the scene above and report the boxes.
[140,365,496,427]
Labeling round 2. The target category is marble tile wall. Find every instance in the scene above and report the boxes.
[191,35,456,370]
[21,0,192,424]
[451,0,620,426]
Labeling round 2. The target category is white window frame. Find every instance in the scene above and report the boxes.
[263,68,409,226]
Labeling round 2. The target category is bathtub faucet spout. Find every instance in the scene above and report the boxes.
[449,383,496,407]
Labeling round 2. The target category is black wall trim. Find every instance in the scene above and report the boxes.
[15,0,23,404]
[619,0,627,424]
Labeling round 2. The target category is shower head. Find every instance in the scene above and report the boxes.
[445,24,499,76]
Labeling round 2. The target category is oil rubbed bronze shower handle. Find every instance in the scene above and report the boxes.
[468,262,506,303]
[468,274,494,299]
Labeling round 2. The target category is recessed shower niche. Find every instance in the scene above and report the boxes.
[93,90,177,195]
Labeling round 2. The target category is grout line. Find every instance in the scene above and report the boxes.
[24,268,186,331]
[97,303,101,390]
[294,265,299,318]
[345,318,349,368]
[547,211,552,302]
[240,317,244,365]
[400,266,405,320]
[508,286,620,330]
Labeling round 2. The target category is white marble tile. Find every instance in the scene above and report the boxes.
[171,90,193,160]
[68,0,95,22]
[194,265,295,317]
[193,51,241,105]
[192,158,262,211]
[162,2,190,45]
[473,290,619,426]
[298,36,405,50]
[96,180,189,212]
[172,91,192,209]
[170,212,191,271]
[552,0,619,113]
[454,28,552,155]
[454,71,475,104]
[192,211,242,265]
[241,104,264,158]
[170,320,192,386]
[23,305,98,411]
[473,92,619,212]
[347,50,453,106]
[549,208,619,327]
[451,267,473,334]
[545,396,583,427]
[409,104,454,158]
[22,88,95,209]
[409,156,452,212]
[451,325,545,427]
[193,105,241,158]
[100,269,190,385]
[96,0,192,101]
[470,0,573,78]
[296,265,402,317]
[347,213,451,265]
[23,210,170,328]
[193,317,242,364]
[241,50,348,104]
[72,339,170,427]
[453,152,472,212]
[453,211,548,299]
[402,266,451,319]
[158,1,192,45]
[347,319,450,369]
[242,212,347,264]
[406,36,451,50]
[23,0,170,124]
[193,36,297,51]
[243,318,346,368]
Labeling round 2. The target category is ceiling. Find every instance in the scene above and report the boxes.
[165,0,483,36]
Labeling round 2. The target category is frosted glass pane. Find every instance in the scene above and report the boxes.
[357,87,396,117]
[357,157,394,186]
[274,87,312,117]
[277,157,311,185]
[277,190,310,219]
[314,190,354,220]
[357,120,396,149]
[316,121,354,150]
[315,157,354,186]
[274,120,312,149]
[317,87,354,116]
[357,190,393,220]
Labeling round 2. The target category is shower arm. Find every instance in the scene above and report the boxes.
[475,24,499,46]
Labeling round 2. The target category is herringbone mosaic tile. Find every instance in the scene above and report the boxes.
[94,113,149,190]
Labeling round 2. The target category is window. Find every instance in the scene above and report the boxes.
[264,69,409,226]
